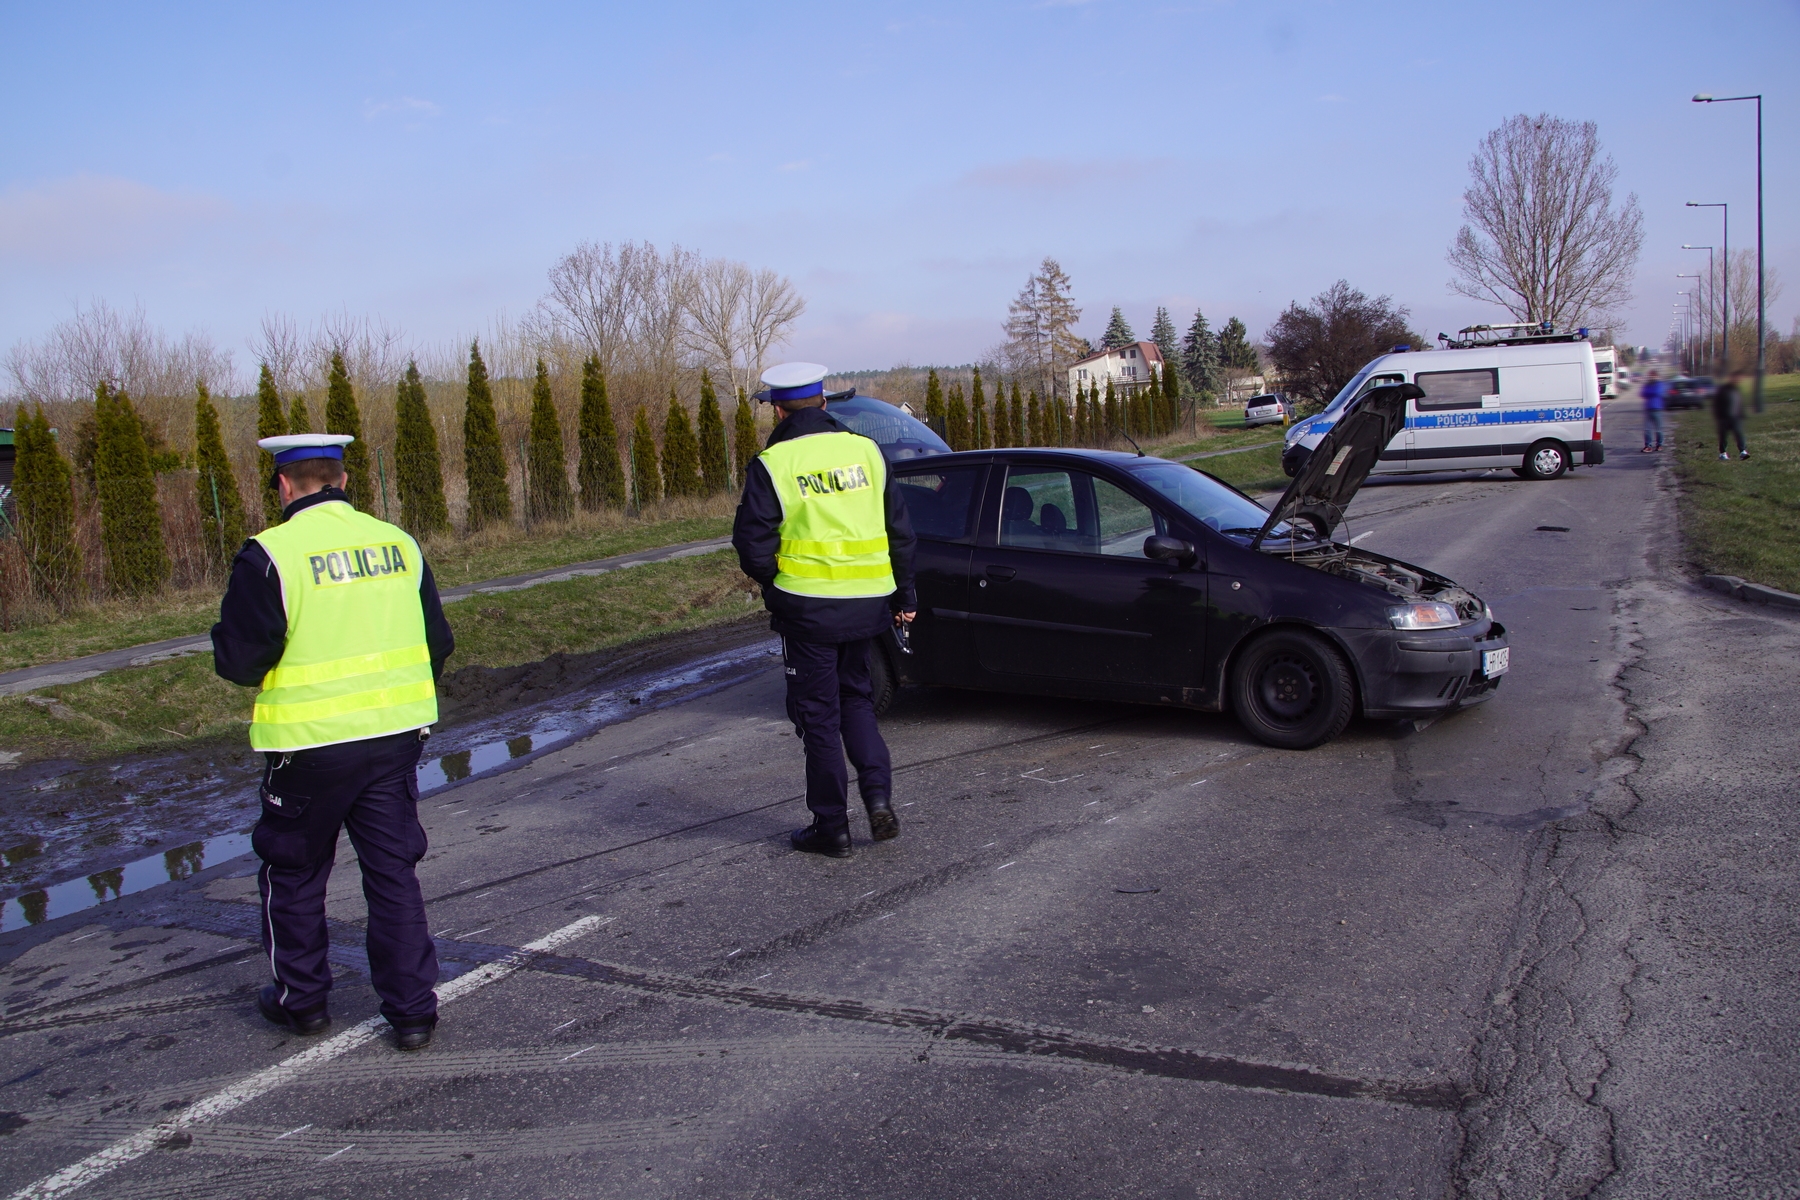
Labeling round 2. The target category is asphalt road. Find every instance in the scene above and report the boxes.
[3,400,1795,1199]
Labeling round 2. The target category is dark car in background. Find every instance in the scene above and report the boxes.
[1665,376,1714,410]
[865,385,1510,749]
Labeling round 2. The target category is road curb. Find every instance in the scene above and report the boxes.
[1701,574,1800,611]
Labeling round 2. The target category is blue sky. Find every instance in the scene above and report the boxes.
[2,0,1794,376]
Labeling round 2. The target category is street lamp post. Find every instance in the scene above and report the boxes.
[1676,293,1694,373]
[1681,246,1715,370]
[1694,93,1764,411]
[1678,274,1705,371]
[1687,202,1729,376]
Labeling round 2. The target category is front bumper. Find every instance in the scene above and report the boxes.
[1281,442,1309,478]
[1343,620,1510,719]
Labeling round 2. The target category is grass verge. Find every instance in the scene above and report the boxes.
[1671,374,1800,594]
[0,497,736,671]
[0,551,761,763]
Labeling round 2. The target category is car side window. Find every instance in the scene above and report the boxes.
[1414,368,1497,411]
[896,466,984,541]
[999,468,1157,557]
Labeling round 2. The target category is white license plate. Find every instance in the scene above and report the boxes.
[1483,648,1510,676]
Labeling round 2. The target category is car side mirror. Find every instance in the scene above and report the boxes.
[1144,535,1197,568]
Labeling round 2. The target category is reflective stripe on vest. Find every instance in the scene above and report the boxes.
[249,501,438,751]
[759,431,897,599]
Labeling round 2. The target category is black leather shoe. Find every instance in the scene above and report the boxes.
[391,1018,436,1051]
[791,824,853,858]
[258,984,330,1035]
[864,795,899,842]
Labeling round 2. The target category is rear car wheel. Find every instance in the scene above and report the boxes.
[1230,629,1355,750]
[869,636,898,717]
[1522,440,1569,480]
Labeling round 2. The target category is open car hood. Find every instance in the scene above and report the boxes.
[1251,382,1422,549]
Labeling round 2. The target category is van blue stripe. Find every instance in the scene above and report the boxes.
[1407,406,1594,430]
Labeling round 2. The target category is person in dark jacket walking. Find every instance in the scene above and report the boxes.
[1713,369,1750,460]
[732,362,918,858]
[213,434,454,1049]
[1640,370,1665,452]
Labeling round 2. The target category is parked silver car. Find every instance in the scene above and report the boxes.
[1243,393,1290,428]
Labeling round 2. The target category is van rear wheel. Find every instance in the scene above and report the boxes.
[1522,440,1569,480]
[1230,629,1354,750]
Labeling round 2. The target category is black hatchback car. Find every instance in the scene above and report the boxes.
[865,384,1510,749]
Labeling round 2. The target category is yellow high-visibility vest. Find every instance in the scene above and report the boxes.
[248,500,437,751]
[760,431,896,599]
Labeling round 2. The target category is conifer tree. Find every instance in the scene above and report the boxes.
[1219,317,1258,370]
[463,341,511,531]
[525,359,573,523]
[93,383,168,597]
[1104,378,1119,439]
[1026,391,1042,446]
[12,405,81,605]
[288,392,312,435]
[1182,309,1219,400]
[576,355,625,510]
[324,352,371,509]
[630,406,662,508]
[1074,381,1090,445]
[732,387,758,487]
[1162,359,1182,434]
[255,363,286,527]
[394,361,450,538]
[969,368,989,449]
[1151,307,1180,370]
[991,378,1012,447]
[696,369,729,494]
[924,369,946,438]
[193,382,246,572]
[1010,383,1024,447]
[660,390,702,499]
[1101,306,1137,350]
[945,382,971,451]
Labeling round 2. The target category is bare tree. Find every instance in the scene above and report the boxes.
[683,258,752,390]
[1003,257,1082,402]
[1267,281,1419,410]
[249,314,306,395]
[1448,114,1644,329]
[540,241,642,375]
[6,300,235,407]
[314,311,408,397]
[741,268,805,387]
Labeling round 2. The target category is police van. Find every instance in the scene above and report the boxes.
[1281,323,1603,481]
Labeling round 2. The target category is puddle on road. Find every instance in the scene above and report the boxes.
[0,639,778,934]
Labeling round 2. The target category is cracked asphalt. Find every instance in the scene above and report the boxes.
[3,400,1795,1199]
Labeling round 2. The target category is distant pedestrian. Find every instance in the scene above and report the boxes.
[1712,369,1750,461]
[733,362,917,858]
[1639,370,1665,452]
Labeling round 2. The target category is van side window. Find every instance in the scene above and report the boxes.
[897,466,985,542]
[1414,369,1497,411]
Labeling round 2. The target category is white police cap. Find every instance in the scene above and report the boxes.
[760,362,829,403]
[258,433,354,462]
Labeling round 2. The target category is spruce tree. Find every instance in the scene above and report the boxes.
[324,352,371,509]
[1151,306,1180,367]
[462,341,511,530]
[732,387,758,488]
[525,358,573,523]
[1182,309,1219,401]
[93,383,169,597]
[969,368,989,449]
[696,369,729,494]
[255,363,286,527]
[1010,383,1024,448]
[945,382,971,451]
[630,406,662,508]
[288,392,313,435]
[1101,306,1137,350]
[660,389,702,499]
[394,361,450,537]
[576,355,625,510]
[924,369,946,438]
[1219,317,1258,370]
[193,382,247,573]
[1026,391,1042,446]
[12,405,81,605]
[991,377,1012,447]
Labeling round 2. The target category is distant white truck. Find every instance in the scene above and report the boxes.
[1593,345,1618,398]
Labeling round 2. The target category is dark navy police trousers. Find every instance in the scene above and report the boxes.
[783,636,893,833]
[253,729,438,1025]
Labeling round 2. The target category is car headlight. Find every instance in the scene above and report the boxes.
[1388,602,1460,630]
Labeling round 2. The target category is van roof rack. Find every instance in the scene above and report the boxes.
[1437,321,1591,350]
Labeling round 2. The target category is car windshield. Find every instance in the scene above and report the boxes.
[1320,366,1376,415]
[1123,460,1297,544]
[827,394,950,460]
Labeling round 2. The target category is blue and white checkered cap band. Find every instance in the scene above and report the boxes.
[769,381,824,402]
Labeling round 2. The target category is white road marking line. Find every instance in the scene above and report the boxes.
[1188,778,1209,788]
[1349,530,1376,545]
[321,1144,354,1161]
[754,973,772,980]
[549,1018,579,1033]
[273,1124,311,1140]
[69,932,103,943]
[996,862,1016,871]
[725,949,741,958]
[1084,800,1101,806]
[1104,816,1119,823]
[876,913,895,922]
[899,802,915,808]
[4,913,610,1200]
[558,1044,598,1063]
[459,928,494,939]
[1097,752,1119,758]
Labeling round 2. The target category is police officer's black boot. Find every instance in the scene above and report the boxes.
[864,794,899,842]
[791,823,853,858]
[391,1016,436,1051]
[258,984,330,1035]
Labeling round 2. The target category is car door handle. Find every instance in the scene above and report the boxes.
[984,565,1017,581]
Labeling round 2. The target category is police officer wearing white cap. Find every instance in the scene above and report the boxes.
[212,433,454,1048]
[732,363,918,858]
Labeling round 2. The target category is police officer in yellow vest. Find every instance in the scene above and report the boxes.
[733,363,918,858]
[212,433,454,1049]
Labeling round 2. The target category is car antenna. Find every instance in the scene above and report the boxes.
[1121,433,1145,457]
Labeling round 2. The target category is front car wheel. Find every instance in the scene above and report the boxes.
[1229,628,1355,749]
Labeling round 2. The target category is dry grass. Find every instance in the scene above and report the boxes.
[1672,374,1800,593]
